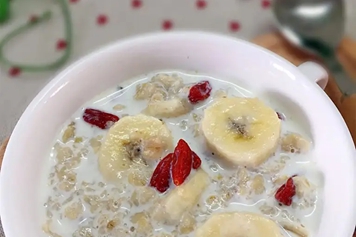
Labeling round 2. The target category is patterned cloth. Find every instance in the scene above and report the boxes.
[0,0,355,236]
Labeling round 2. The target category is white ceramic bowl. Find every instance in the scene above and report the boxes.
[1,32,355,237]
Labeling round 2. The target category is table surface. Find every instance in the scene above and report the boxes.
[0,0,355,236]
[0,0,356,142]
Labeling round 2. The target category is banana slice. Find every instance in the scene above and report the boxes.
[201,97,281,168]
[280,221,308,237]
[99,114,173,181]
[196,212,284,237]
[153,169,210,224]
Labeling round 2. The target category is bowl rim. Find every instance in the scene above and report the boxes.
[1,31,355,237]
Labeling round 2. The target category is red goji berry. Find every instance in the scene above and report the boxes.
[82,108,119,129]
[172,139,193,186]
[276,111,285,120]
[150,153,174,193]
[192,151,201,169]
[188,81,212,104]
[275,177,296,206]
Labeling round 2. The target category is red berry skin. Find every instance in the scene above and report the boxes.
[188,81,212,104]
[275,177,296,206]
[82,108,119,129]
[192,151,202,169]
[276,111,285,120]
[172,139,193,186]
[150,153,174,193]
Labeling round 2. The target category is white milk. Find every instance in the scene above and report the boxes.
[39,71,323,237]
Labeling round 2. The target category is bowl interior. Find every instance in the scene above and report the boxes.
[1,32,355,237]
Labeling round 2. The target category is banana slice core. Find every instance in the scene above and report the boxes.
[196,212,284,237]
[201,97,281,168]
[99,114,173,181]
[153,169,210,224]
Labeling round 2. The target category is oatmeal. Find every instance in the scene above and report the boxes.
[40,72,323,237]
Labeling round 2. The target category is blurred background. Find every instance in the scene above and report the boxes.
[0,0,355,142]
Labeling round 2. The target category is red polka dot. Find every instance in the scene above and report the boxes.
[262,0,271,9]
[196,0,207,9]
[97,14,108,25]
[56,39,67,51]
[132,0,142,8]
[162,20,173,31]
[69,0,79,3]
[229,21,240,32]
[8,67,21,77]
[28,15,38,23]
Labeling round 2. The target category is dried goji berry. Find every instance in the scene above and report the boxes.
[276,111,285,120]
[192,151,201,169]
[150,153,174,193]
[172,139,193,186]
[275,177,296,206]
[188,80,212,104]
[83,108,119,129]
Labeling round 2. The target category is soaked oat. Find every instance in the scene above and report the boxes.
[41,71,322,237]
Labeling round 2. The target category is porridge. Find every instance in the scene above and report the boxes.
[40,71,323,237]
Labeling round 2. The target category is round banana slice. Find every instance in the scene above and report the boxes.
[99,114,173,181]
[201,97,281,168]
[196,212,284,237]
[152,169,210,224]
